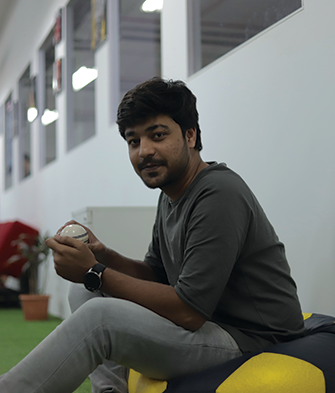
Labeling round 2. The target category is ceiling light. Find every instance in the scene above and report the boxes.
[141,0,163,12]
[72,66,98,92]
[41,109,59,126]
[27,107,38,123]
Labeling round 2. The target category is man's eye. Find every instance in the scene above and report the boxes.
[153,132,165,139]
[128,139,139,146]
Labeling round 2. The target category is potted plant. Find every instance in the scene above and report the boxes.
[11,232,51,320]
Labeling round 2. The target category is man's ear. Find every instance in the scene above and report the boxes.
[185,128,197,149]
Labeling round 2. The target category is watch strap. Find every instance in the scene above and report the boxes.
[90,262,106,274]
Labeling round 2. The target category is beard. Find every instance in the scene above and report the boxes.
[138,140,190,190]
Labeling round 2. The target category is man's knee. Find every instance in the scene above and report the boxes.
[73,297,146,332]
[69,297,115,338]
[68,283,99,313]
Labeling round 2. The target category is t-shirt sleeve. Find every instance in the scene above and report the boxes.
[174,178,252,320]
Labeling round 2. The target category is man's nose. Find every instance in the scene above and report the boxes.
[139,139,155,158]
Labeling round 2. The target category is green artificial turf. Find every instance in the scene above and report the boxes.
[0,308,92,392]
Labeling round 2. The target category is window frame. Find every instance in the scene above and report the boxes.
[38,28,58,168]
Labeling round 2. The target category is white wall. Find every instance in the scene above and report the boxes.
[188,0,335,316]
[0,0,334,319]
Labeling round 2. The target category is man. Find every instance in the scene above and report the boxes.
[0,78,304,393]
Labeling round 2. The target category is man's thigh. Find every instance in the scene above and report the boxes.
[78,296,242,380]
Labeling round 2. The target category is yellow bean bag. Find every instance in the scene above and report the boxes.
[128,313,335,393]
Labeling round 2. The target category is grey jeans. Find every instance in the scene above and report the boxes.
[0,284,242,393]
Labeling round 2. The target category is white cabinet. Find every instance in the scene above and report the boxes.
[72,206,157,260]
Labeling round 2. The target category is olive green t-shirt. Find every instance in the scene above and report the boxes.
[144,162,304,352]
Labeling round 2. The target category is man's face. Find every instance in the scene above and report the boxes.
[124,115,192,191]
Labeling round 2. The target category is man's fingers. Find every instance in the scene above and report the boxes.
[45,235,82,252]
[45,237,60,251]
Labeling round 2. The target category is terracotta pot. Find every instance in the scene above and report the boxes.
[19,294,50,321]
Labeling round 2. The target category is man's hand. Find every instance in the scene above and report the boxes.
[45,235,97,283]
[57,220,107,263]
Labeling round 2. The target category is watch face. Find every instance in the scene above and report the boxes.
[84,272,101,291]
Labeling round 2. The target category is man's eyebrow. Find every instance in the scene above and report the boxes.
[124,130,135,139]
[145,124,170,132]
[125,124,169,138]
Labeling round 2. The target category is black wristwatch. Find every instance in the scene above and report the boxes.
[83,263,106,292]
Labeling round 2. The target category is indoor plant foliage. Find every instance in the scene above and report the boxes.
[12,232,50,294]
[12,232,51,320]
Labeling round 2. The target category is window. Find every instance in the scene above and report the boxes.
[67,0,96,151]
[4,94,14,189]
[189,0,302,75]
[18,66,32,179]
[119,0,161,97]
[40,30,57,166]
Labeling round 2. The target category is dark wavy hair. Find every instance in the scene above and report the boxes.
[116,77,203,151]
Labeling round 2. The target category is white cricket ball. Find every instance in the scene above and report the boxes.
[60,224,89,244]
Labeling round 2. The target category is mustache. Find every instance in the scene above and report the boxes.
[138,158,167,171]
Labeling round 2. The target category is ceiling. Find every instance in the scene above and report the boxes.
[0,0,18,39]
